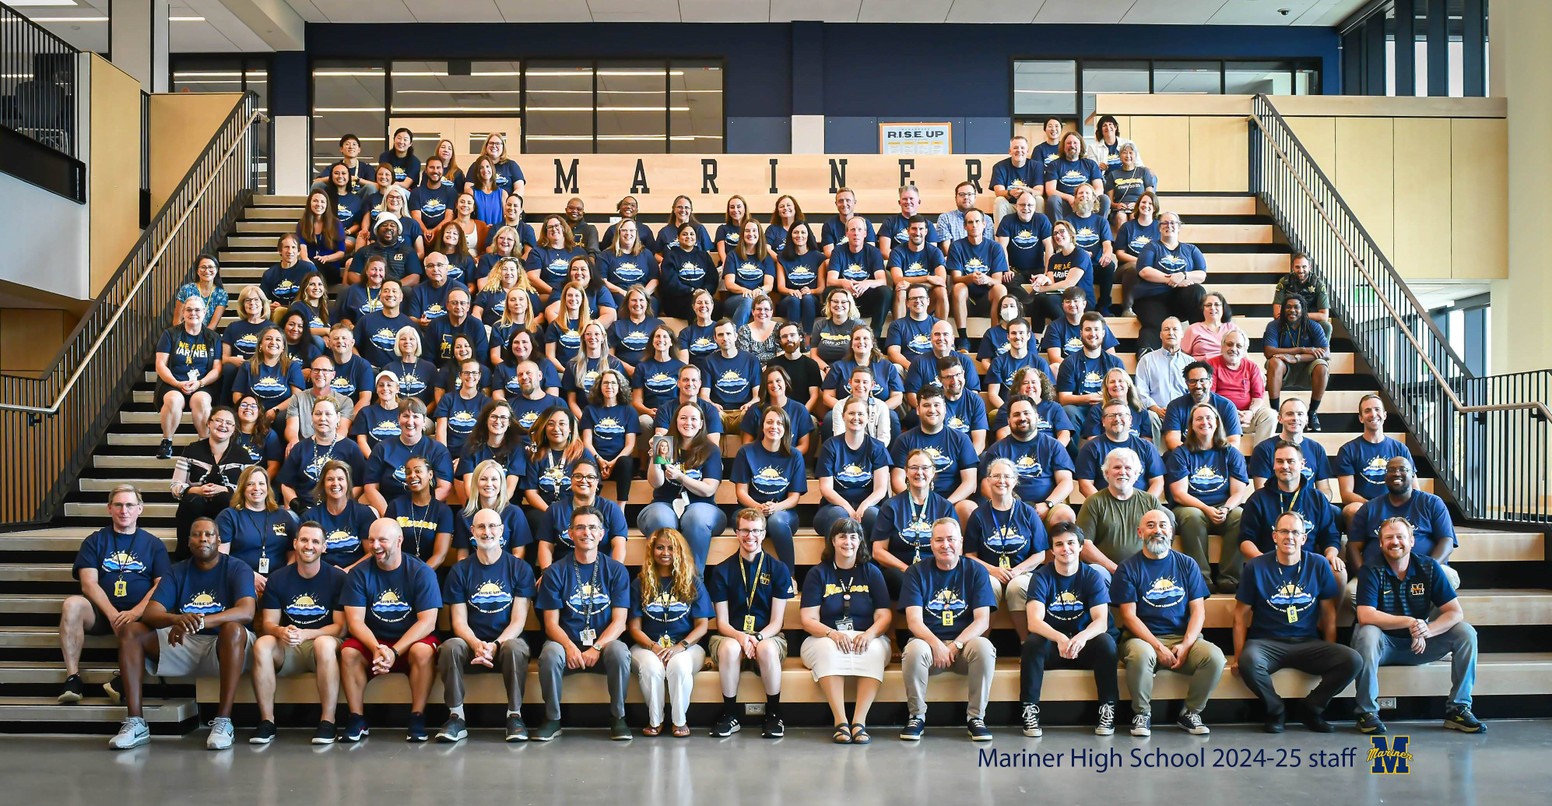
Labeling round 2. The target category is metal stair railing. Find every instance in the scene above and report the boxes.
[1249,93,1550,525]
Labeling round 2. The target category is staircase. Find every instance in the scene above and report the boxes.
[2,185,1548,731]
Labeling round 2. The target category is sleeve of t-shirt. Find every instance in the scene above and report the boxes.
[1247,441,1273,479]
[705,562,730,603]
[1049,439,1076,474]
[443,563,469,606]
[1028,569,1054,609]
[1429,560,1459,606]
[226,559,258,603]
[534,563,564,611]
[1142,442,1166,480]
[966,563,997,611]
[1235,566,1261,605]
[606,561,632,608]
[340,567,368,608]
[1087,569,1112,606]
[1074,442,1102,482]
[1354,566,1381,610]
[799,566,825,609]
[898,567,924,610]
[769,559,795,600]
[1053,357,1079,394]
[1110,562,1138,604]
[1227,449,1249,483]
[865,564,892,609]
[729,451,753,485]
[1425,495,1457,545]
[1163,447,1189,487]
[73,533,104,577]
[1183,558,1211,601]
[815,440,840,481]
[1313,560,1340,601]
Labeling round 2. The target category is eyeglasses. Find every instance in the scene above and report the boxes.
[572,474,600,482]
[1272,528,1307,537]
[735,528,766,536]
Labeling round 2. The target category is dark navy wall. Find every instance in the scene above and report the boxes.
[301,21,1339,152]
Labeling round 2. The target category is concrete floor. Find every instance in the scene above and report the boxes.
[2,721,1546,805]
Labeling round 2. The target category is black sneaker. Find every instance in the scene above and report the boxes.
[1131,713,1153,737]
[312,721,337,745]
[762,715,785,739]
[1301,706,1334,733]
[1307,411,1323,432]
[1444,706,1486,733]
[966,717,993,742]
[157,439,174,460]
[1355,712,1387,735]
[900,715,926,741]
[1175,710,1210,735]
[1095,703,1117,736]
[406,712,428,742]
[57,674,84,704]
[505,714,528,742]
[102,673,122,705]
[1020,703,1042,737]
[531,719,562,742]
[610,717,633,741]
[249,720,277,745]
[342,713,369,743]
[710,713,741,737]
[1264,711,1286,734]
[436,715,467,743]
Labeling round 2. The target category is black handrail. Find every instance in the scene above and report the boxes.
[0,93,263,525]
[1249,94,1551,525]
[0,0,79,158]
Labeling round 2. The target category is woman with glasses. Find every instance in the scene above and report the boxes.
[536,458,628,572]
[799,518,892,744]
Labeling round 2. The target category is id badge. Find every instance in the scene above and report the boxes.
[257,556,271,575]
[113,579,127,598]
[999,555,1012,570]
[834,617,854,632]
[942,610,955,628]
[580,628,596,647]
[1286,605,1299,624]
[659,635,673,650]
[743,614,757,634]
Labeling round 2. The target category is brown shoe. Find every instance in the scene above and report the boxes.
[671,724,691,738]
[641,723,663,737]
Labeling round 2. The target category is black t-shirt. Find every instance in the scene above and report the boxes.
[768,354,822,405]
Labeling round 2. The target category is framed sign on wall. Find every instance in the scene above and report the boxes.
[879,122,953,155]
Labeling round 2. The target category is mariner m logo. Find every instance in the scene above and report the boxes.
[1368,735,1412,774]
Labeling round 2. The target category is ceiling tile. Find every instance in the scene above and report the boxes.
[676,0,771,23]
[303,0,415,24]
[945,0,1039,24]
[489,0,594,22]
[1207,0,1315,25]
[398,0,501,23]
[284,0,327,21]
[858,0,952,23]
[585,0,681,21]
[770,0,863,24]
[1037,0,1143,24]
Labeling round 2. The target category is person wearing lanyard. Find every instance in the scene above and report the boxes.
[1233,512,1360,734]
[1017,523,1119,738]
[627,528,713,738]
[339,518,443,743]
[799,518,892,745]
[435,508,536,744]
[534,507,633,742]
[61,485,171,706]
[384,456,454,570]
[361,398,454,514]
[215,465,298,597]
[1239,441,1345,597]
[277,397,365,512]
[899,518,997,742]
[108,518,255,750]
[707,508,795,739]
[964,457,1050,642]
[872,450,957,601]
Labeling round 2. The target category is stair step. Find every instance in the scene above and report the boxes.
[0,626,113,647]
[64,502,177,519]
[0,696,197,723]
[0,594,68,614]
[0,662,117,686]
[106,433,196,447]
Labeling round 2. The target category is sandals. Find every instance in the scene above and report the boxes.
[641,724,663,737]
[671,723,691,738]
[833,723,853,744]
[850,724,871,744]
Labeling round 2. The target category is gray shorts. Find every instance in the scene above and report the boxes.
[148,628,254,677]
[1281,357,1329,388]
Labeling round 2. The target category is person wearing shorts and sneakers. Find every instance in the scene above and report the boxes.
[109,518,255,750]
[61,485,170,706]
[708,508,795,739]
[898,518,998,742]
[249,521,346,745]
[339,518,442,743]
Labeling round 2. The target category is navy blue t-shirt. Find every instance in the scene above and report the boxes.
[1063,212,1112,269]
[821,216,875,249]
[1046,157,1105,195]
[385,496,454,563]
[222,319,269,363]
[946,237,1010,284]
[817,436,891,508]
[801,561,891,632]
[444,552,537,642]
[525,245,586,291]
[1355,553,1458,639]
[632,576,714,645]
[632,358,686,412]
[410,182,458,230]
[1249,436,1332,483]
[234,359,306,411]
[942,391,990,437]
[739,398,815,443]
[730,443,808,503]
[364,437,454,501]
[778,250,825,291]
[885,315,939,362]
[524,447,601,505]
[1236,552,1339,641]
[73,527,171,611]
[1263,318,1331,351]
[965,500,1050,569]
[1335,436,1411,501]
[348,403,401,448]
[277,437,367,506]
[353,311,416,368]
[992,158,1043,196]
[1162,393,1244,439]
[215,507,298,574]
[995,213,1053,275]
[890,426,977,497]
[535,553,631,644]
[707,551,794,631]
[608,316,662,367]
[305,500,378,567]
[677,321,718,370]
[342,556,442,641]
[886,243,947,283]
[873,491,956,566]
[899,559,997,640]
[156,327,219,381]
[904,351,981,395]
[1349,491,1456,566]
[598,249,658,289]
[1117,218,1161,257]
[1039,317,1118,358]
[260,563,347,629]
[1241,481,1341,555]
[1029,563,1110,637]
[153,555,256,635]
[1054,350,1124,398]
[980,433,1074,502]
[433,391,492,457]
[452,503,532,552]
[1044,247,1097,308]
[581,402,639,461]
[1135,242,1208,300]
[704,350,762,409]
[659,246,718,298]
[541,497,629,557]
[1074,434,1165,490]
[1111,550,1211,637]
[1165,445,1249,508]
[989,350,1056,393]
[829,243,886,283]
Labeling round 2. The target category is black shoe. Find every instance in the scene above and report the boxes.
[1445,706,1486,733]
[1263,712,1286,734]
[1355,712,1387,735]
[57,674,84,704]
[249,720,277,745]
[710,714,741,737]
[762,715,785,739]
[505,714,528,742]
[312,721,337,745]
[157,439,174,460]
[610,717,633,741]
[406,712,428,742]
[436,716,467,743]
[342,713,369,743]
[1307,411,1322,432]
[1301,706,1334,733]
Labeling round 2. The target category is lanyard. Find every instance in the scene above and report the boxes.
[988,502,1020,561]
[241,508,268,561]
[573,559,603,632]
[1278,483,1304,516]
[739,553,766,616]
[835,564,857,617]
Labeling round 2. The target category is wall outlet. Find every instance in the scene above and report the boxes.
[1377,697,1397,710]
[744,703,766,716]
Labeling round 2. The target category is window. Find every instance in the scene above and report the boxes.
[596,63,667,154]
[1081,62,1149,126]
[310,63,386,180]
[390,61,523,115]
[1013,60,1077,117]
[523,63,594,154]
[1013,58,1320,130]
[1154,61,1224,94]
[171,57,271,191]
[669,61,723,154]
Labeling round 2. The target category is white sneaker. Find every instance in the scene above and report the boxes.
[108,717,150,750]
[206,717,234,750]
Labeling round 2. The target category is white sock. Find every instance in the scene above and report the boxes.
[450,705,465,719]
[507,709,521,718]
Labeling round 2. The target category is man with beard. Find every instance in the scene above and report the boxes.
[249,522,346,745]
[980,396,1075,528]
[1348,456,1459,589]
[346,212,423,287]
[1263,294,1330,430]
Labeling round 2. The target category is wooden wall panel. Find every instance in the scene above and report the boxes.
[1127,116,1191,195]
[1287,116,1336,176]
[1451,118,1509,279]
[1333,117,1395,257]
[0,309,72,372]
[1391,118,1452,279]
[149,94,242,215]
[1188,116,1250,192]
[87,55,143,295]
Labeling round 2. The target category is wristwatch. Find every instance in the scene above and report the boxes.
[952,640,965,651]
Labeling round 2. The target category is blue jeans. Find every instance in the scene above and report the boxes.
[812,503,878,545]
[777,293,818,334]
[637,501,727,571]
[722,294,753,328]
[763,509,799,569]
[1351,622,1477,714]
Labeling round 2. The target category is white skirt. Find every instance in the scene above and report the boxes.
[800,633,891,682]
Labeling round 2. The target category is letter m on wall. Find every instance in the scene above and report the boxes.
[1370,736,1411,775]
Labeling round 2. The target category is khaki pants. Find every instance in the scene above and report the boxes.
[901,636,996,720]
[1120,633,1226,715]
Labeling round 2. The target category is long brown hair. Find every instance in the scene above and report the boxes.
[638,528,700,607]
[670,401,714,471]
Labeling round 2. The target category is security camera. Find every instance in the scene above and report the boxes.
[1278,8,1291,15]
